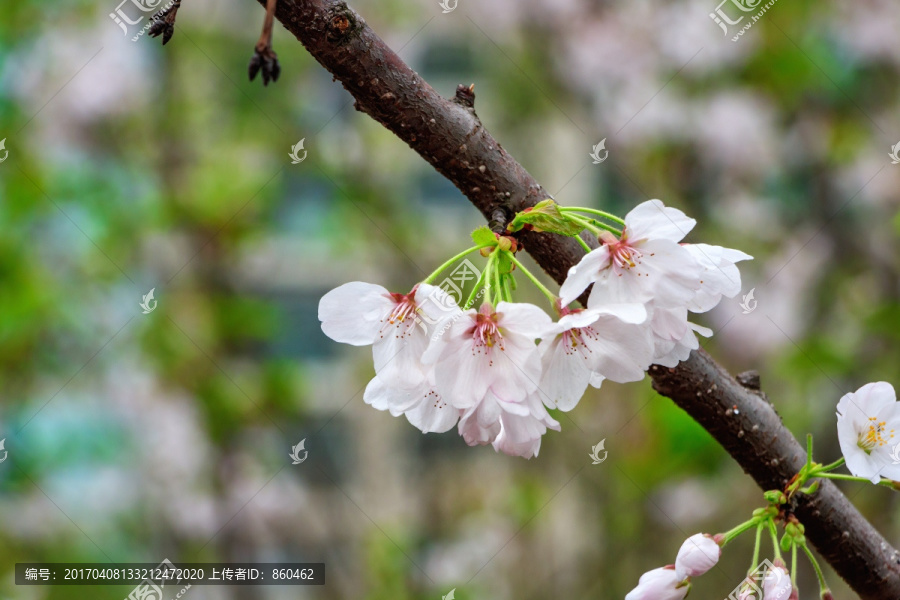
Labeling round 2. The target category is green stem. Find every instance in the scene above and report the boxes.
[806,434,814,472]
[504,251,558,306]
[767,519,783,562]
[574,235,592,252]
[815,472,897,488]
[560,206,626,225]
[423,244,491,284]
[483,253,495,306]
[502,272,513,303]
[791,542,798,587]
[463,264,489,309]
[563,213,604,236]
[813,457,845,474]
[720,518,761,546]
[750,522,764,573]
[493,258,503,305]
[800,542,828,593]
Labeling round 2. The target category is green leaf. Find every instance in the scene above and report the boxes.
[508,199,585,236]
[471,226,497,247]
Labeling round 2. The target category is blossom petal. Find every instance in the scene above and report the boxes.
[685,244,753,313]
[538,335,592,411]
[363,376,421,415]
[559,246,611,306]
[495,302,553,339]
[405,389,460,433]
[372,320,428,389]
[318,282,393,345]
[625,199,696,243]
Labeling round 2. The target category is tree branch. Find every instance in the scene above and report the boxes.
[253,0,900,596]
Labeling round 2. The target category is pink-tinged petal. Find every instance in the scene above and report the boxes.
[684,244,753,313]
[492,399,560,459]
[581,316,654,383]
[762,566,792,600]
[363,376,421,415]
[559,246,611,306]
[372,320,428,389]
[415,284,465,329]
[433,340,493,409]
[634,239,702,307]
[674,533,721,579]
[537,335,592,411]
[591,302,648,325]
[589,372,606,389]
[586,239,700,308]
[625,566,688,600]
[319,282,393,345]
[625,199,696,243]
[458,400,501,446]
[405,388,460,433]
[495,302,553,339]
[653,319,709,368]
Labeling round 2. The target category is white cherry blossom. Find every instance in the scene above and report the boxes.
[425,301,558,458]
[318,282,459,390]
[836,381,900,483]
[538,303,653,411]
[559,200,701,308]
[683,243,753,313]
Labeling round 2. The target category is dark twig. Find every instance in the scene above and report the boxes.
[149,0,182,45]
[249,0,281,85]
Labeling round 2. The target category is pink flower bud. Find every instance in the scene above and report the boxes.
[674,533,721,579]
[763,565,792,600]
[624,566,688,600]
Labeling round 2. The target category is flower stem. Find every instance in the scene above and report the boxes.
[813,457,845,474]
[567,213,622,236]
[502,271,514,303]
[800,541,829,594]
[814,472,897,488]
[559,206,626,226]
[574,235,592,252]
[463,263,489,309]
[720,518,761,546]
[423,244,492,284]
[791,542,798,587]
[767,519,783,563]
[750,522,764,571]
[483,253,495,306]
[563,213,604,236]
[504,251,558,306]
[493,257,504,304]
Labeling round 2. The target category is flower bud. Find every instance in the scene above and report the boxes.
[763,490,787,505]
[674,533,721,579]
[624,566,688,600]
[763,565,792,600]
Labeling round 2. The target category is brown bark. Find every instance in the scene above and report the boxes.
[253,0,900,596]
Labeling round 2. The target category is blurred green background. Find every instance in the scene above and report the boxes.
[1,0,899,598]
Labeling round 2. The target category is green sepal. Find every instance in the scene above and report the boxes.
[471,226,497,248]
[508,200,586,236]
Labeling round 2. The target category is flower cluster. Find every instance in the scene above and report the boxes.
[624,533,721,600]
[318,200,751,458]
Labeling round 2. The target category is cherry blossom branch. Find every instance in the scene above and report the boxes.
[252,0,900,596]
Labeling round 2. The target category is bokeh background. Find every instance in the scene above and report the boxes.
[1,0,900,598]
